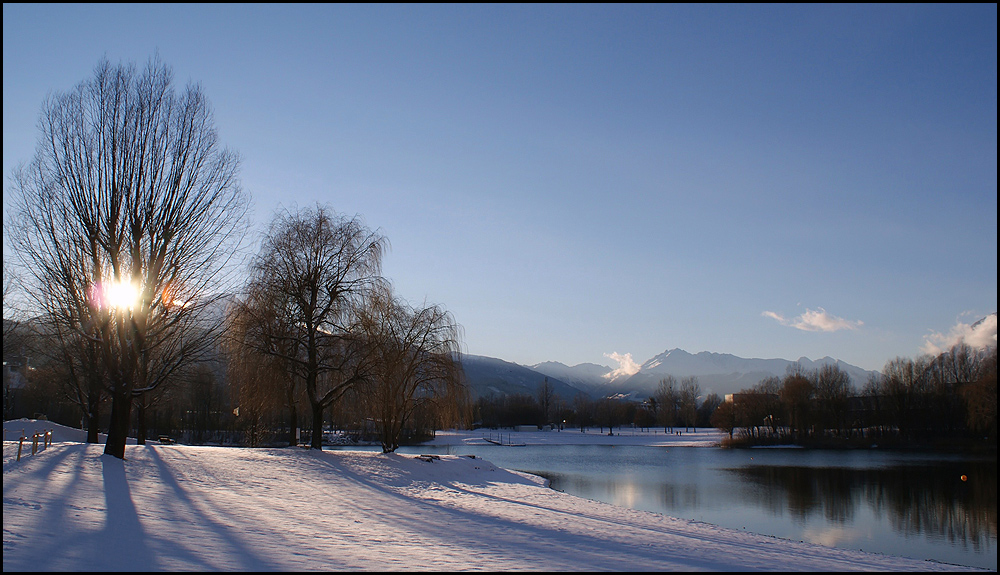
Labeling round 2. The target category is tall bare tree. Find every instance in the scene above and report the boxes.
[6,56,248,459]
[241,204,387,449]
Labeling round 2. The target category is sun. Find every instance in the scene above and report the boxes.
[99,280,141,310]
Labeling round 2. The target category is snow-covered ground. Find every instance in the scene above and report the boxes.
[3,419,982,571]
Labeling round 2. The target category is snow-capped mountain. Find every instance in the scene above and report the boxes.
[610,348,877,398]
[493,349,879,401]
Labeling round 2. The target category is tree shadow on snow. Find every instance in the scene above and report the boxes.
[98,454,161,571]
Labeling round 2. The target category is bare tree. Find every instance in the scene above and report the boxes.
[229,281,305,445]
[654,375,679,432]
[710,398,736,439]
[358,285,465,453]
[813,364,853,437]
[537,377,554,426]
[6,56,248,459]
[241,204,387,449]
[962,346,997,439]
[780,370,813,440]
[880,355,931,440]
[679,376,700,431]
[697,392,722,428]
[3,261,27,420]
[224,296,289,447]
[33,308,106,442]
[3,261,19,342]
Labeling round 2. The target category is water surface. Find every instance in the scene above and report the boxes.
[382,443,997,570]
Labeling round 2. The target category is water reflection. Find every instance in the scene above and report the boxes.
[729,460,997,552]
[388,443,996,569]
[534,471,704,512]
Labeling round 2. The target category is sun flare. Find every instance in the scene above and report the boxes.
[99,280,140,310]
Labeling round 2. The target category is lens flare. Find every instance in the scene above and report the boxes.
[95,280,140,310]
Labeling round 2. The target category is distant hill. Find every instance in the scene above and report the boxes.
[529,361,612,396]
[459,355,585,401]
[479,349,880,402]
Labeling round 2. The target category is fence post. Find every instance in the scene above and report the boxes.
[18,436,25,461]
[32,433,39,455]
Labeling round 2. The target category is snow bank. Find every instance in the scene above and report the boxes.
[3,418,137,445]
[3,430,978,571]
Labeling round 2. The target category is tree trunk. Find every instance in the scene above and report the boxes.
[86,339,102,444]
[136,399,147,445]
[288,404,298,447]
[86,395,101,444]
[104,388,133,459]
[311,401,324,450]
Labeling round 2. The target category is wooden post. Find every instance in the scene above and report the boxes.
[18,436,25,461]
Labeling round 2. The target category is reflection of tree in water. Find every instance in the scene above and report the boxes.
[865,462,997,552]
[657,481,701,511]
[730,466,857,523]
[535,472,702,512]
[730,460,997,551]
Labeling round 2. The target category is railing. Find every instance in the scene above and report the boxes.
[482,431,526,446]
[12,430,53,461]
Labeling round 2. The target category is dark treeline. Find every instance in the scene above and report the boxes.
[4,302,470,453]
[711,343,997,449]
[472,376,723,435]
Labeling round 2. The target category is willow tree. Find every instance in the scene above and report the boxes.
[241,205,387,450]
[358,285,466,453]
[6,56,248,459]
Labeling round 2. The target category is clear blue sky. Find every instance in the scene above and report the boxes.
[4,4,996,372]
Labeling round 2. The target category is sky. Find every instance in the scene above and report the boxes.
[2,419,982,571]
[3,4,997,372]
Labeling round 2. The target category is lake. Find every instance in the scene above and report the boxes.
[375,441,997,570]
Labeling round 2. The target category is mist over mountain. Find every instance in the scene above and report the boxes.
[463,349,880,401]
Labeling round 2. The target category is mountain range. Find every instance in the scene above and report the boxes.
[460,349,879,402]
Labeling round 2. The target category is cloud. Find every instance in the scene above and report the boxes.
[920,314,998,356]
[763,308,863,332]
[603,352,641,380]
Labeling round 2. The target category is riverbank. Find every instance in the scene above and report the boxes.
[3,420,984,571]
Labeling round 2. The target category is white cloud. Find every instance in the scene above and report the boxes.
[762,307,863,332]
[603,352,641,380]
[920,314,998,356]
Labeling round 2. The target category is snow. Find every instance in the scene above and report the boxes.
[3,419,982,571]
